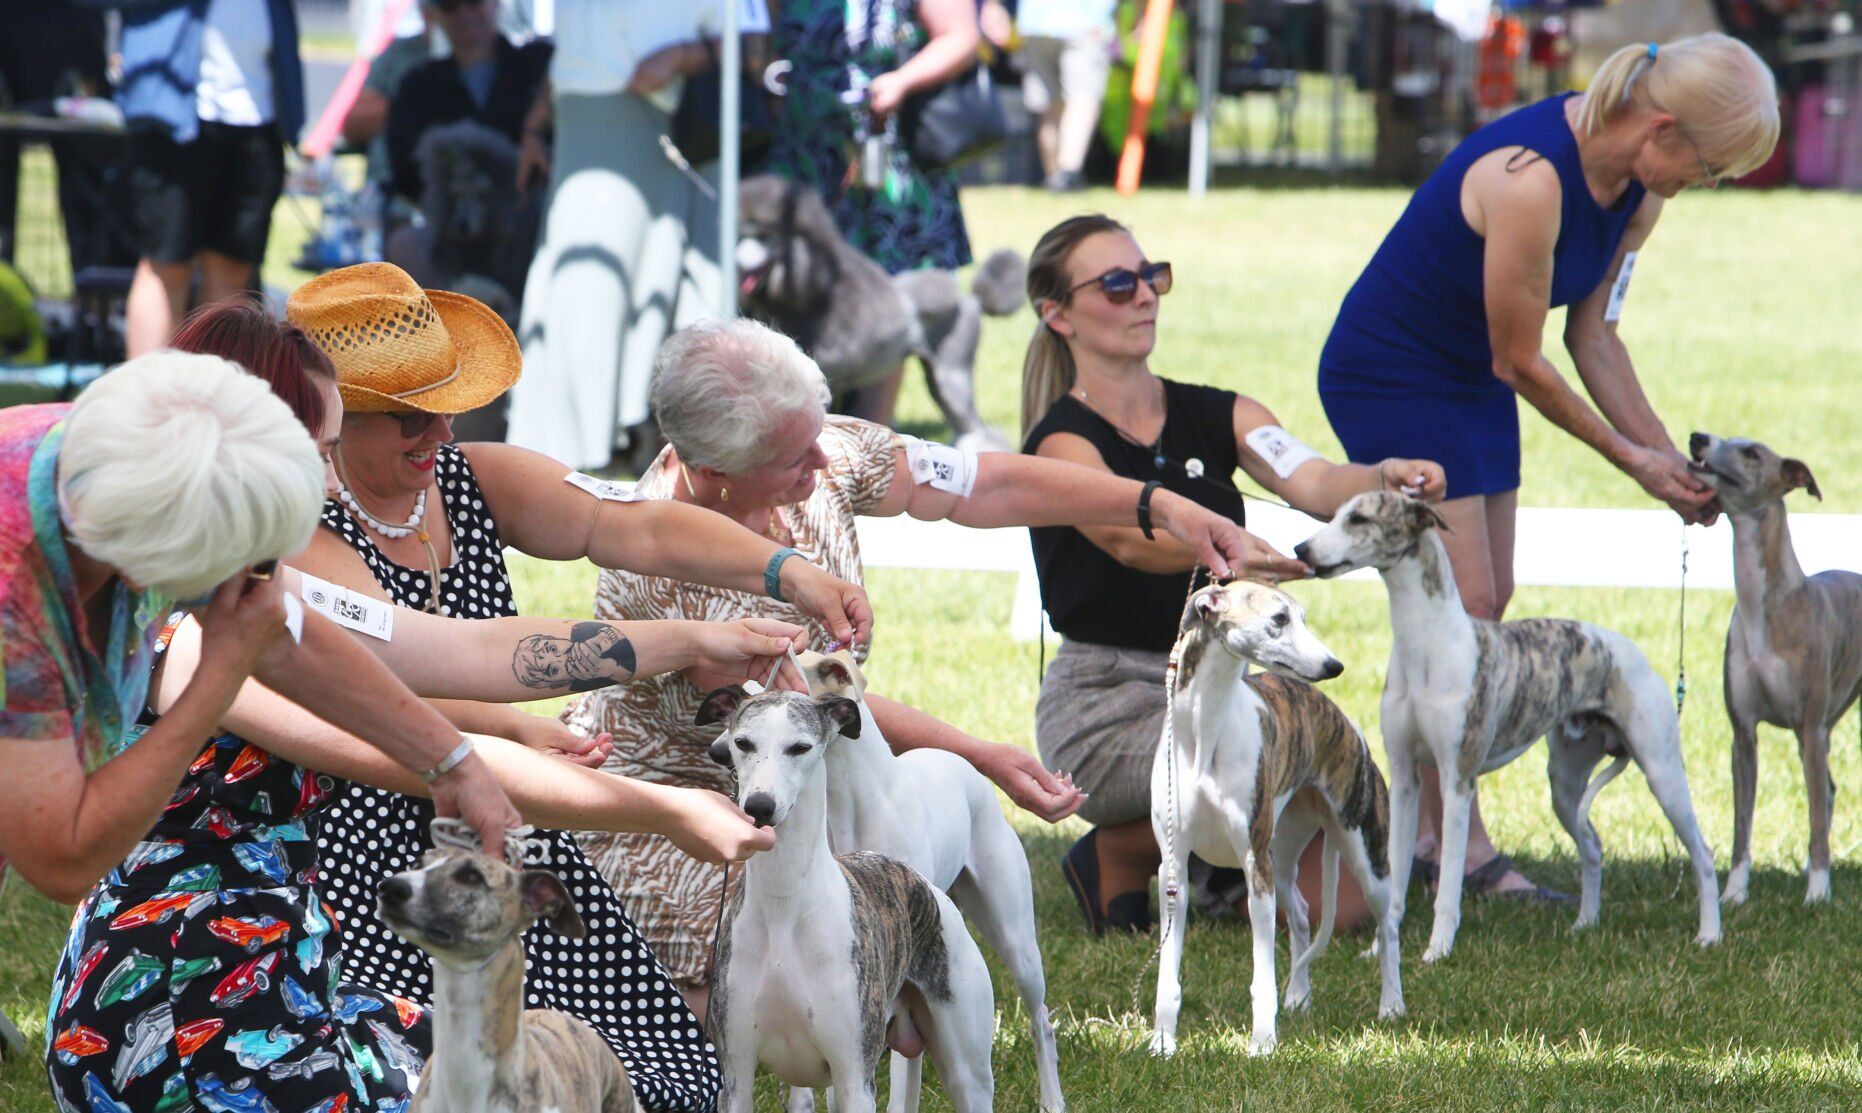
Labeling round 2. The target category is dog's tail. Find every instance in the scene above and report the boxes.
[1577,754,1631,820]
[1292,834,1340,974]
[971,249,1027,316]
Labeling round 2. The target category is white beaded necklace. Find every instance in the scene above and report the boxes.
[333,450,445,614]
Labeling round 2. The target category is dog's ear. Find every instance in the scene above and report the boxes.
[1782,458,1822,501]
[1409,499,1451,534]
[813,657,855,691]
[519,870,585,938]
[817,695,862,740]
[695,685,750,726]
[1191,587,1228,622]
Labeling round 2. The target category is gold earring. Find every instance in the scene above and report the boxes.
[721,486,730,502]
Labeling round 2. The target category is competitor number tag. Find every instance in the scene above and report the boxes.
[1243,424,1321,480]
[1603,251,1637,323]
[297,572,395,640]
[565,471,648,503]
[901,436,979,498]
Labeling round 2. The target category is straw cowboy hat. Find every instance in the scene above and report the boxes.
[286,262,521,414]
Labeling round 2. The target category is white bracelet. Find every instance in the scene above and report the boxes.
[420,737,475,784]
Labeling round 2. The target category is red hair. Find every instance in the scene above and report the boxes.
[169,299,336,434]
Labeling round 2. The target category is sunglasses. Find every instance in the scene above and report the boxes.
[429,0,485,11]
[387,411,453,439]
[1067,261,1173,305]
[1679,128,1722,190]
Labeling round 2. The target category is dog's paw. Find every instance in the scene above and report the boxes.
[1247,1031,1278,1057]
[1695,928,1722,948]
[1805,868,1832,905]
[1570,914,1598,934]
[1379,998,1407,1021]
[1146,1030,1178,1059]
[1421,941,1453,964]
[1719,885,1748,907]
[1282,988,1312,1013]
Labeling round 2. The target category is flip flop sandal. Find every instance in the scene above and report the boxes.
[1464,852,1575,904]
[1410,855,1440,894]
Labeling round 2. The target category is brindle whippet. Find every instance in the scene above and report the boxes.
[379,848,637,1113]
[697,686,996,1113]
[1149,579,1404,1058]
[793,650,1064,1112]
[1296,493,1721,961]
[1689,432,1860,905]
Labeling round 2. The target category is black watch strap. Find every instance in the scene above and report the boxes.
[1137,480,1162,540]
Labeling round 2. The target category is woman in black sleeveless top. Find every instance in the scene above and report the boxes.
[1020,215,1446,934]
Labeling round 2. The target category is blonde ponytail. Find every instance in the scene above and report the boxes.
[1577,33,1780,181]
[1020,214,1128,440]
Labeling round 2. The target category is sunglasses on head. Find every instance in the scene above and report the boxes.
[1067,261,1173,305]
[387,411,452,439]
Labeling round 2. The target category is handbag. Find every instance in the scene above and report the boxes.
[669,47,776,167]
[898,62,1009,170]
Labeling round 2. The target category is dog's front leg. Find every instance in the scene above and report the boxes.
[1796,718,1835,904]
[1722,662,1764,906]
[1379,741,1423,954]
[1424,780,1474,963]
[1245,869,1279,1056]
[1147,838,1193,1058]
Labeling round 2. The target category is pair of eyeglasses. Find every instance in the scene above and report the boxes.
[1067,261,1173,305]
[388,411,454,439]
[1679,128,1722,189]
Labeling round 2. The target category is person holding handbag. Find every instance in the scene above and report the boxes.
[762,0,985,427]
[508,2,771,473]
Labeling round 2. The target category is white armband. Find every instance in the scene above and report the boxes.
[282,591,305,645]
[899,435,979,498]
[1602,250,1637,323]
[297,572,395,641]
[1243,424,1322,480]
[564,471,647,503]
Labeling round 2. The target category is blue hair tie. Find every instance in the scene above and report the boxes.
[1647,43,1658,60]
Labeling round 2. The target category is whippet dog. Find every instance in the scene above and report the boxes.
[1296,493,1721,961]
[1688,432,1860,905]
[792,650,1065,1112]
[378,849,637,1113]
[697,686,996,1113]
[1148,579,1403,1058]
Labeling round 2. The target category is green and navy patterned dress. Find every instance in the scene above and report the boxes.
[763,0,973,273]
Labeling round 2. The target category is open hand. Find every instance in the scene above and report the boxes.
[516,717,613,768]
[971,743,1086,823]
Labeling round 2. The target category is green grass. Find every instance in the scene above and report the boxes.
[8,185,1862,1109]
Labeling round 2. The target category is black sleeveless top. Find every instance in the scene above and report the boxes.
[1023,378,1245,652]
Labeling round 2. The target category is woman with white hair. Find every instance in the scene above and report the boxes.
[561,314,1287,1015]
[1316,32,1780,898]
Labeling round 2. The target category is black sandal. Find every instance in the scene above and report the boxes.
[1463,852,1574,904]
[1061,831,1153,935]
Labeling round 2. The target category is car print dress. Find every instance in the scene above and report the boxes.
[45,706,431,1113]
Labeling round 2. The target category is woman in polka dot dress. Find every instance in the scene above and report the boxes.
[284,265,875,1111]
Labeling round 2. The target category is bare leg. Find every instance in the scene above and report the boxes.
[196,248,255,308]
[677,981,709,1025]
[1095,818,1161,913]
[1293,826,1371,931]
[844,362,906,428]
[126,258,192,357]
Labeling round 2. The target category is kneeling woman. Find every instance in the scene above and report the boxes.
[1020,215,1445,933]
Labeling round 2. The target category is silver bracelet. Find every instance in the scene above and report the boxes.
[419,736,475,784]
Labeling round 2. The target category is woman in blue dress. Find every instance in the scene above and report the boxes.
[1316,34,1780,897]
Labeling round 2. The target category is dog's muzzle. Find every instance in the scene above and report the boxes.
[742,792,777,828]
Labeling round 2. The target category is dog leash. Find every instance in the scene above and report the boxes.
[1674,521,1690,717]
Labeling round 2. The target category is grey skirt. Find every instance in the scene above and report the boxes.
[1035,638,1170,827]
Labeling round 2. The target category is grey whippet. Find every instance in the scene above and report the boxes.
[1296,492,1721,961]
[379,848,637,1113]
[1689,432,1860,905]
[1149,579,1404,1058]
[697,686,996,1113]
[794,650,1064,1112]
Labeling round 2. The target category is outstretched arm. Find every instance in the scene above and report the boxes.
[1232,396,1445,518]
[865,693,1085,822]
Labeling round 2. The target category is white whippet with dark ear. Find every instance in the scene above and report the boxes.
[1296,493,1721,962]
[1149,579,1403,1058]
[697,686,996,1113]
[792,649,1064,1113]
[1688,432,1861,905]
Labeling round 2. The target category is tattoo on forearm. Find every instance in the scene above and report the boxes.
[513,621,638,692]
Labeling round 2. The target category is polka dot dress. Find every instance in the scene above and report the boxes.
[317,444,721,1111]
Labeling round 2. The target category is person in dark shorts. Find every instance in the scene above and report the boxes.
[116,0,305,356]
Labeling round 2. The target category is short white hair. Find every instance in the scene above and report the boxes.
[59,350,326,600]
[652,319,831,474]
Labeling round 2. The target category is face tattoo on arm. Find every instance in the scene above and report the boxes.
[512,622,640,691]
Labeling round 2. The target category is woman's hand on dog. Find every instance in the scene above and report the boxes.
[660,787,778,863]
[1155,490,1311,581]
[1378,458,1449,502]
[516,718,614,769]
[973,744,1086,823]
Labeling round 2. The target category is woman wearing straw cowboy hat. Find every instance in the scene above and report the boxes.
[284,263,877,1108]
[1315,33,1780,900]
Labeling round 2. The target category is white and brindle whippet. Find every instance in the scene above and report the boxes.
[1688,432,1861,905]
[1296,492,1721,961]
[792,650,1065,1112]
[379,848,637,1113]
[697,685,996,1113]
[1149,579,1404,1058]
